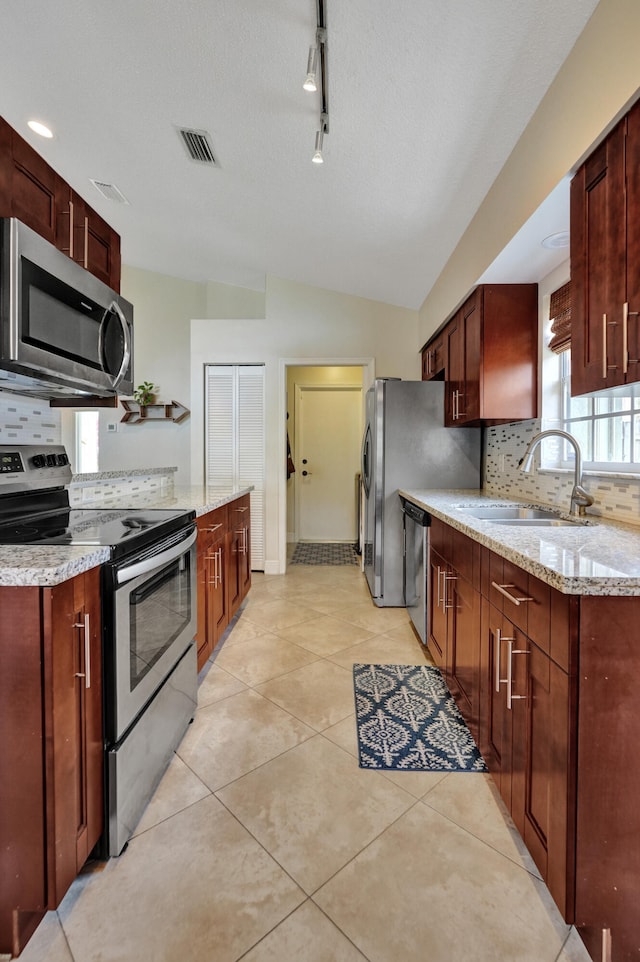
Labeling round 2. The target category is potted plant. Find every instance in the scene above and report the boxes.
[133,381,157,406]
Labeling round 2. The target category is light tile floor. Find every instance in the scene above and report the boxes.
[22,562,594,962]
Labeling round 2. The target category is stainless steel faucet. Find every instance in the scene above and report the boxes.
[520,429,594,517]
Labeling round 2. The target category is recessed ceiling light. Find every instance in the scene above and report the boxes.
[27,120,53,139]
[541,231,569,249]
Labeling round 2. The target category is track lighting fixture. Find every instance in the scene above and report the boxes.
[303,46,318,92]
[305,1,329,163]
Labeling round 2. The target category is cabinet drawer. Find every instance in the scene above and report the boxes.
[450,526,480,589]
[429,516,451,557]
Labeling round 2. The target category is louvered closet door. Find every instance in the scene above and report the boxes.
[205,365,265,570]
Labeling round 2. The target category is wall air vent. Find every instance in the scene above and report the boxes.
[177,126,218,165]
[90,180,129,205]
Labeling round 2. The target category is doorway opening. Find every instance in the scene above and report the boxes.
[282,360,374,571]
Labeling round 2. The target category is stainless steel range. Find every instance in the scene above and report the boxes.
[0,444,198,856]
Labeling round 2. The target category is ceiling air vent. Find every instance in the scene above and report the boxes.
[90,180,129,205]
[177,126,217,165]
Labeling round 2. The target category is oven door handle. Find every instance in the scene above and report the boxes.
[116,528,198,585]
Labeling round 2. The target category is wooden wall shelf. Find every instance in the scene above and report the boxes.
[120,400,190,424]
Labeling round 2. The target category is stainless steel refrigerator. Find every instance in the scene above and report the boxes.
[361,379,481,606]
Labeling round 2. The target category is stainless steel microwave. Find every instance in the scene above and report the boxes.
[0,217,133,399]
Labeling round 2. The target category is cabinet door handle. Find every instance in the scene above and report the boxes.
[457,392,465,419]
[443,572,456,609]
[73,613,91,689]
[491,582,533,606]
[495,627,514,692]
[623,301,629,375]
[602,313,618,378]
[626,303,640,366]
[506,636,528,710]
[82,215,89,268]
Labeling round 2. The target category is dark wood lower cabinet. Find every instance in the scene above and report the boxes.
[196,495,251,671]
[480,599,573,920]
[0,568,103,957]
[430,516,640,960]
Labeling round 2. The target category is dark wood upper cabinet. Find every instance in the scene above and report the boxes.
[571,98,640,396]
[423,284,538,427]
[0,116,121,291]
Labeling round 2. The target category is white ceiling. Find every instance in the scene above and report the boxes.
[0,0,598,309]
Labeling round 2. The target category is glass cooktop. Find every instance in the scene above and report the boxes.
[0,507,192,550]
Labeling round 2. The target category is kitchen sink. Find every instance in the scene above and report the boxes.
[457,505,581,526]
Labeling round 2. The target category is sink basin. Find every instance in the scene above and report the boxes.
[457,505,580,526]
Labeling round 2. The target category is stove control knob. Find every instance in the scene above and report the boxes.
[45,454,57,467]
[56,453,69,466]
[31,454,46,469]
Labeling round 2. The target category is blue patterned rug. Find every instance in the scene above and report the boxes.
[353,664,487,772]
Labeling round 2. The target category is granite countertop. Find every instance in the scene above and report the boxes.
[0,485,253,588]
[399,488,640,596]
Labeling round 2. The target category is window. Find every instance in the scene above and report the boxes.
[557,351,640,473]
[75,411,99,473]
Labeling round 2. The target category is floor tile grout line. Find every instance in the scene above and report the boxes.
[417,790,551,886]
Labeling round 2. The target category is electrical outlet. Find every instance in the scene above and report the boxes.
[107,422,117,433]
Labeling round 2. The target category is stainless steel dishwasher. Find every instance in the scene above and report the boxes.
[400,497,430,645]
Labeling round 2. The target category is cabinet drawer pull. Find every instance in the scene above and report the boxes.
[204,523,224,533]
[491,582,533,606]
[235,505,249,513]
[73,613,91,689]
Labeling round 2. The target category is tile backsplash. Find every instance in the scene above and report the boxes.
[0,394,61,443]
[485,418,640,526]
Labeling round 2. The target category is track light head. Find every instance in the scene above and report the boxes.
[303,46,318,92]
[312,127,324,164]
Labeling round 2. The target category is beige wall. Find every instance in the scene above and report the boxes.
[419,0,640,344]
[191,275,419,571]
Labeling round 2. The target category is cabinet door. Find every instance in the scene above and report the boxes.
[72,192,121,291]
[197,509,228,669]
[480,601,516,807]
[196,522,213,669]
[227,497,250,614]
[456,290,481,424]
[625,98,640,379]
[444,314,462,426]
[428,549,448,669]
[570,119,627,395]
[422,335,445,381]
[448,572,481,740]
[209,529,229,644]
[44,568,103,907]
[0,586,47,957]
[513,642,573,920]
[3,121,60,244]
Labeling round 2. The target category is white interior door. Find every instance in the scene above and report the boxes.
[295,385,362,542]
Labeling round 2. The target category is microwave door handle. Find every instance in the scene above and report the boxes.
[116,528,198,585]
[98,300,132,389]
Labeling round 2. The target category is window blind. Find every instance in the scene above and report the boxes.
[548,281,572,354]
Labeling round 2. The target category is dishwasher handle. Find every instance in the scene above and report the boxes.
[400,497,431,527]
